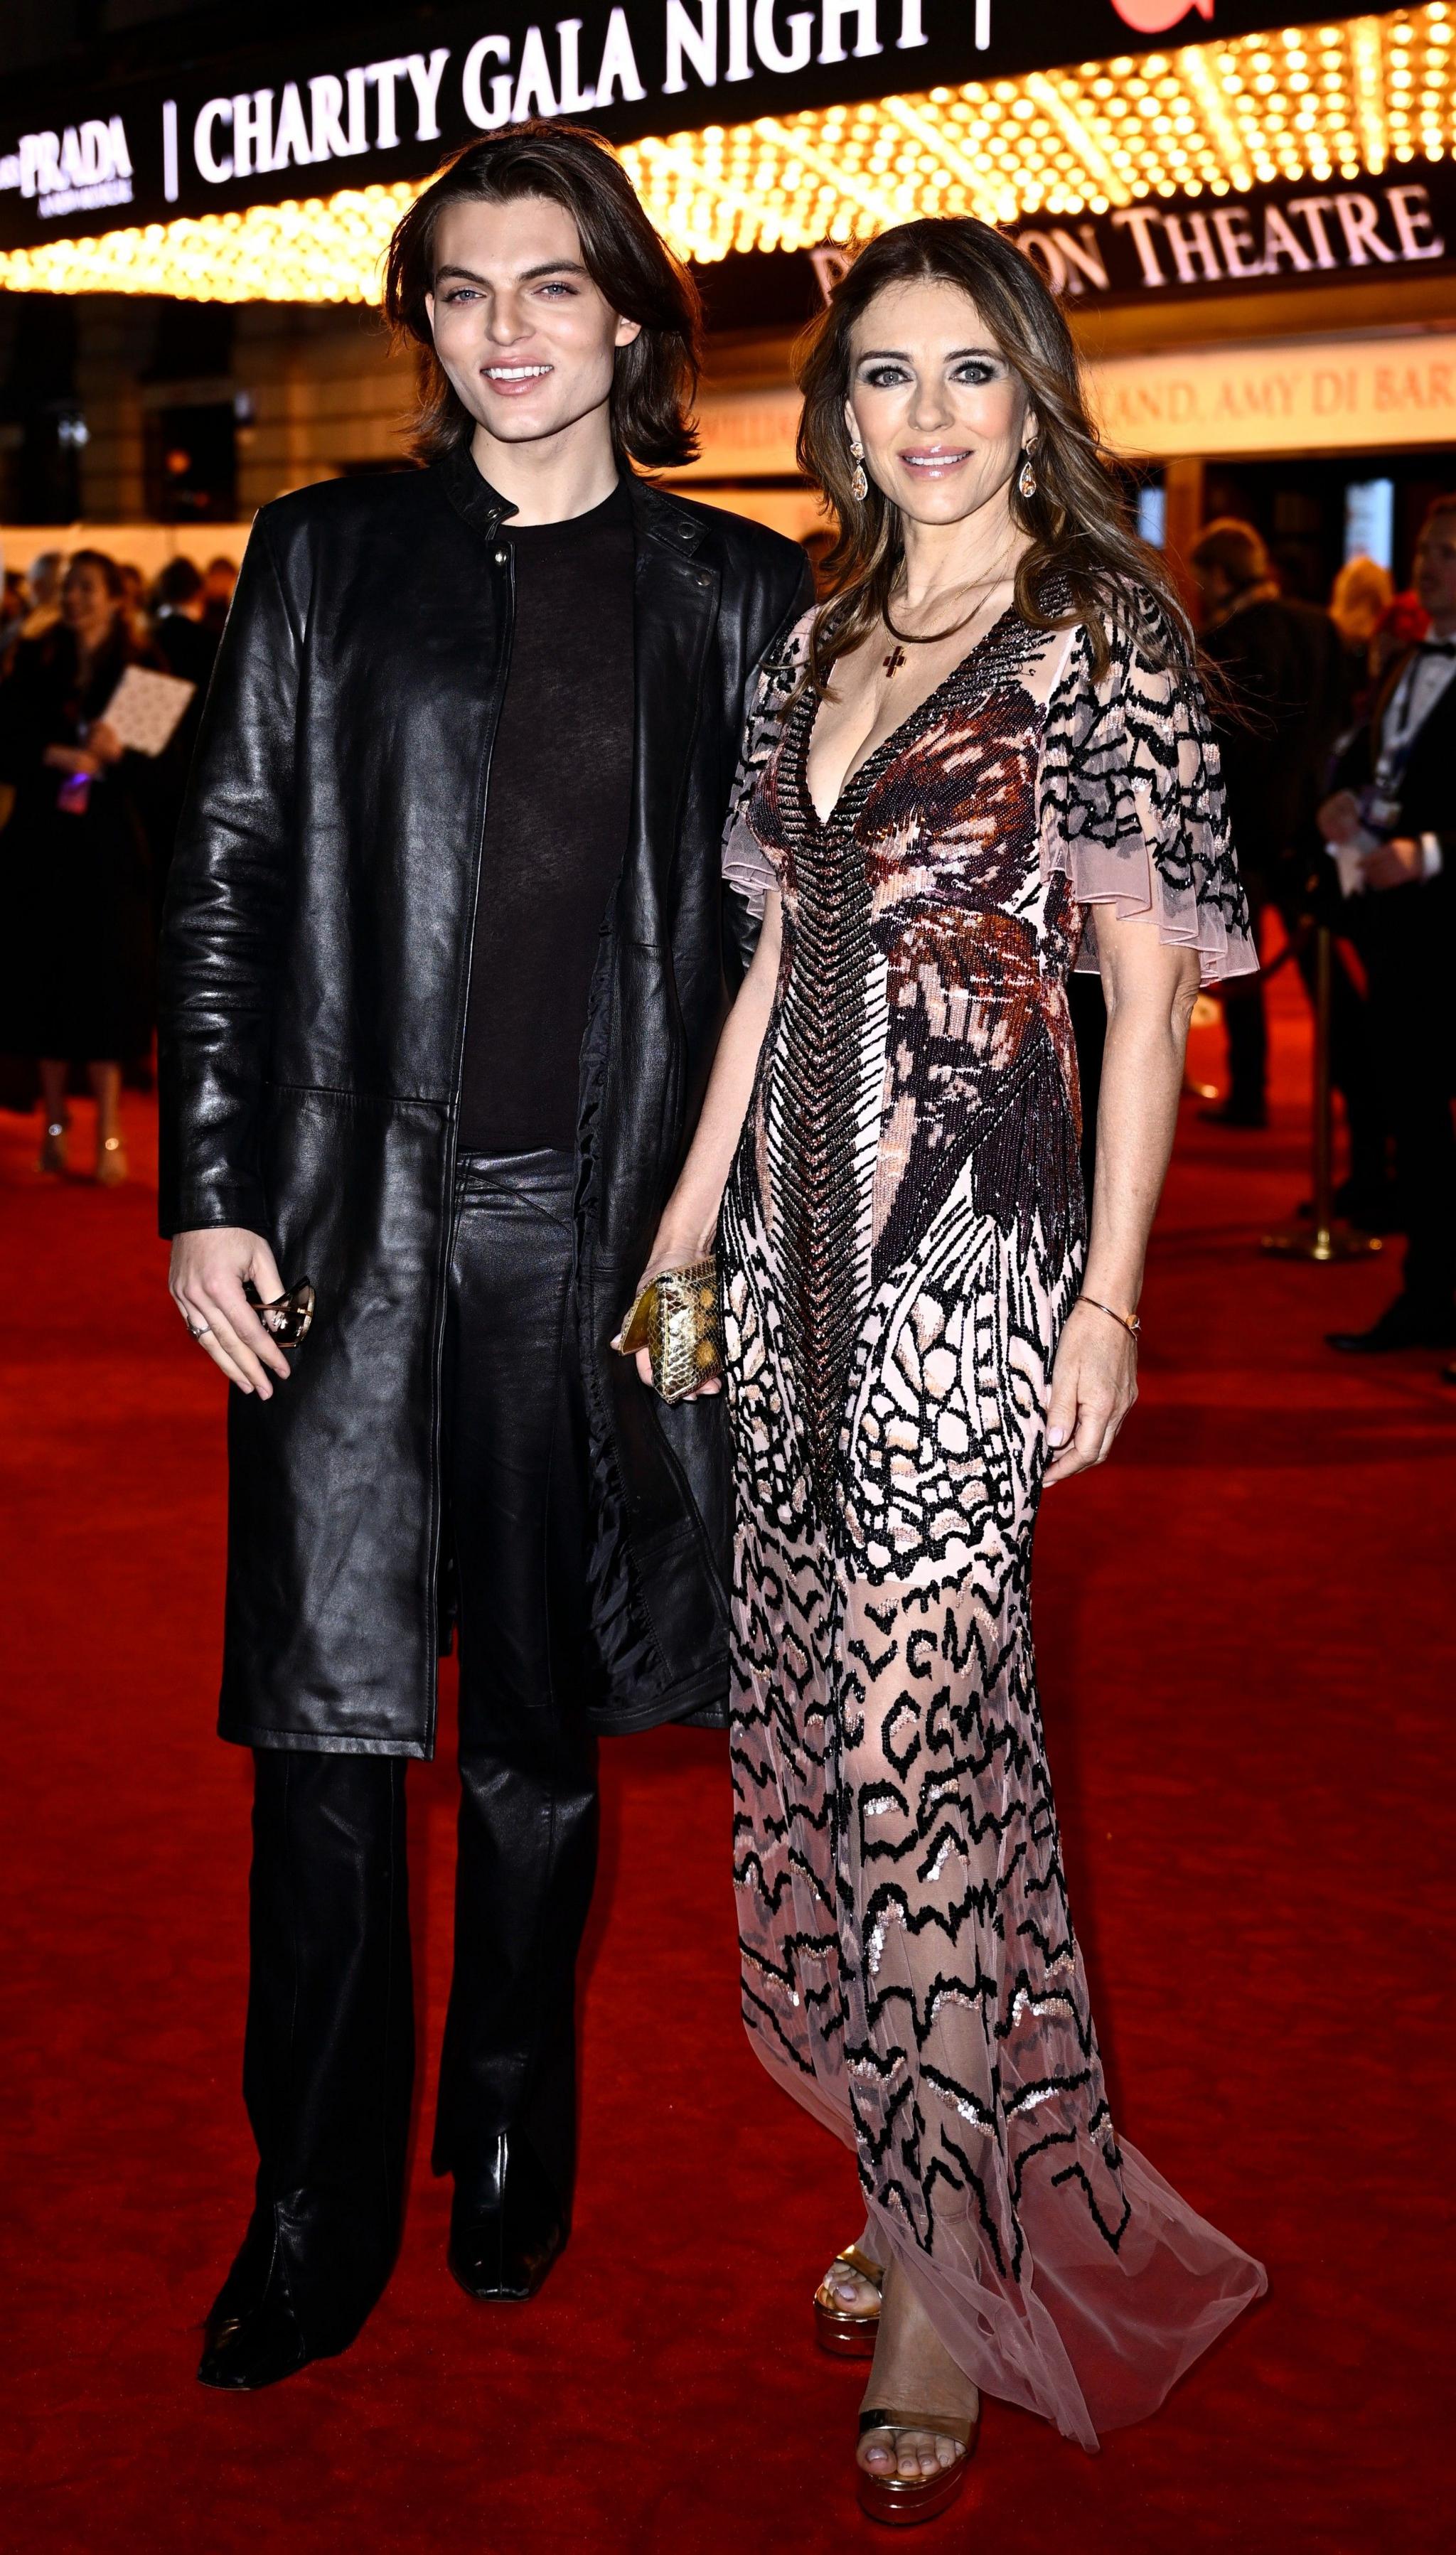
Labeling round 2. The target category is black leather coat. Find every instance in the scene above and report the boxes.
[159,450,810,1756]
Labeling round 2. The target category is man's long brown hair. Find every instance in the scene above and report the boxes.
[796,218,1192,694]
[384,123,702,470]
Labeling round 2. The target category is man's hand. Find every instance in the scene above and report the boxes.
[1044,1300,1138,1487]
[1359,835,1423,892]
[168,1227,292,1398]
[42,744,100,778]
[87,719,124,766]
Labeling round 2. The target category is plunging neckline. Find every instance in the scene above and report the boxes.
[798,601,1024,832]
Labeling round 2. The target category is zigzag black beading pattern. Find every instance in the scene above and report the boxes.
[770,681,875,1527]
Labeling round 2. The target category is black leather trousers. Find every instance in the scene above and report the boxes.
[241,1150,599,2317]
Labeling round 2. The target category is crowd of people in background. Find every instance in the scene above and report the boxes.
[1319,503,1456,1364]
[0,544,236,1181]
[0,497,1452,1374]
[0,546,237,665]
[1187,497,1456,1373]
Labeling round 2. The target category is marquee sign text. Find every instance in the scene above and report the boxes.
[0,1,1337,249]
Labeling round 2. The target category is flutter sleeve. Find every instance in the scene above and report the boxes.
[1038,594,1258,985]
[721,609,812,917]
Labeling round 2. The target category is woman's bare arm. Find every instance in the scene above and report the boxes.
[1044,918,1201,1484]
[625,891,783,1391]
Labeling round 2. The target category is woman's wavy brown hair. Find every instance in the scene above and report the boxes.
[796,218,1192,694]
[384,122,701,470]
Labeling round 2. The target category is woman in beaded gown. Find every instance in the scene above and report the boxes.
[630,220,1265,2522]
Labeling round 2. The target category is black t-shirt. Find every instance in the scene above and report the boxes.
[457,478,635,1152]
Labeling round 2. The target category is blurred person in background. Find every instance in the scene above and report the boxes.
[117,561,151,643]
[0,569,26,662]
[1370,586,1430,690]
[199,555,238,638]
[148,557,219,927]
[150,557,218,691]
[18,550,65,643]
[1329,553,1393,722]
[1320,496,1456,1359]
[1190,519,1391,1214]
[0,549,161,1182]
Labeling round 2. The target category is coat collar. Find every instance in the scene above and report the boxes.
[626,473,709,562]
[1370,637,1456,748]
[434,440,710,561]
[436,441,517,540]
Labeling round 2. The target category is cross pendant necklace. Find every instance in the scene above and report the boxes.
[882,644,906,677]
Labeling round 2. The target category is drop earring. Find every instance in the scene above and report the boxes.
[848,429,869,503]
[1017,448,1037,501]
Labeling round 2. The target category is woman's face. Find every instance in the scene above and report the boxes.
[845,279,1034,533]
[62,563,115,639]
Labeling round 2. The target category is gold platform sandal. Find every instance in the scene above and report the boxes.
[855,2404,980,2528]
[813,2245,883,2357]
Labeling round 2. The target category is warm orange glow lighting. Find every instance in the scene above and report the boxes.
[0,9,1448,298]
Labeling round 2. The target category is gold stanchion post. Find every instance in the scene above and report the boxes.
[1262,924,1383,1264]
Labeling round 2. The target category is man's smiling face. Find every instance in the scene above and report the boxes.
[426,193,640,452]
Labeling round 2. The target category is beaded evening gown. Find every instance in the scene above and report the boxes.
[718,591,1265,2450]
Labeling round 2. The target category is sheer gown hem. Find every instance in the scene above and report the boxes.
[745,2025,1268,2453]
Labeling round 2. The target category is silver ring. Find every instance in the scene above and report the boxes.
[188,1321,212,1340]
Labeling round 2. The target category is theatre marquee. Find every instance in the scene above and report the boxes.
[0,1,1376,245]
[0,6,1450,299]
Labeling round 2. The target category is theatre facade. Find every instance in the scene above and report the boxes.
[1,0,1452,592]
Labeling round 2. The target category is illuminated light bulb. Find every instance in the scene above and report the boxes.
[0,12,1442,299]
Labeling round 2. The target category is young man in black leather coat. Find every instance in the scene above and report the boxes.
[159,124,810,2391]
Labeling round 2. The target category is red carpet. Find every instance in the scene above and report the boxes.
[2,968,1451,2555]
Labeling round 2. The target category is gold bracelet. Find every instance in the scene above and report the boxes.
[1076,1294,1141,1342]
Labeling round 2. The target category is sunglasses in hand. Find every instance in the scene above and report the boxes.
[242,1277,317,1348]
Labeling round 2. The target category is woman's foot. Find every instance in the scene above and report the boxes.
[814,2232,882,2355]
[823,2229,881,2314]
[38,1118,68,1176]
[95,1132,127,1185]
[857,2254,980,2490]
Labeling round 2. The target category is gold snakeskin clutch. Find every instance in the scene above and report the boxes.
[614,1257,722,1403]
